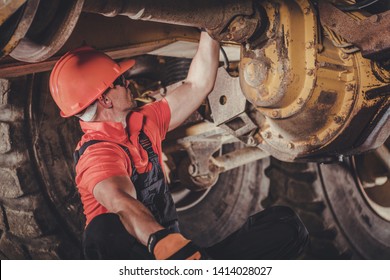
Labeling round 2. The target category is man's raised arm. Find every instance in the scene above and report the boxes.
[165,31,220,131]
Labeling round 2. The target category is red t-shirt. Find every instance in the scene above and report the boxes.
[75,99,171,225]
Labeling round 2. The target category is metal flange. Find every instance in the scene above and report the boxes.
[10,0,84,62]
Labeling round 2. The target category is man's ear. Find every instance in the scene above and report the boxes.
[98,94,113,109]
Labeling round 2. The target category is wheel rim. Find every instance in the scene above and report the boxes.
[171,186,212,211]
[352,139,390,221]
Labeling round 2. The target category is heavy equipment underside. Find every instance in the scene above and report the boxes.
[0,0,389,259]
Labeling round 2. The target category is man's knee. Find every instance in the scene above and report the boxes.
[249,206,309,257]
[83,213,140,259]
[84,213,126,243]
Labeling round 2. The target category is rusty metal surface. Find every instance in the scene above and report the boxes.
[83,0,254,29]
[240,0,317,119]
[208,68,247,125]
[319,1,390,60]
[207,4,265,43]
[10,0,85,63]
[212,147,268,172]
[0,0,39,59]
[0,39,180,78]
[219,112,258,144]
[83,0,263,44]
[177,131,223,191]
[165,119,267,190]
[0,0,26,25]
[236,0,390,162]
[353,101,390,154]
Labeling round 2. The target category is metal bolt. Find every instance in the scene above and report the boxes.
[245,43,251,51]
[272,110,279,118]
[317,44,324,53]
[338,155,344,162]
[287,143,295,149]
[307,69,314,76]
[244,60,269,87]
[247,136,256,146]
[334,116,343,124]
[310,136,318,145]
[370,14,379,23]
[297,98,304,105]
[306,41,313,49]
[375,176,388,185]
[226,33,234,40]
[303,7,311,15]
[239,17,246,24]
[264,131,272,139]
[188,164,198,176]
[341,52,350,59]
[345,83,355,92]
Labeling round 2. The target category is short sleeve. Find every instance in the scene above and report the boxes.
[75,142,131,194]
[139,98,171,140]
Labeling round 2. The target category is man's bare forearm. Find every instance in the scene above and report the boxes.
[166,32,220,131]
[94,176,164,246]
[186,31,220,92]
[115,195,164,245]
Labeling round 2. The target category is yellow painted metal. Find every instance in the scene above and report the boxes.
[0,0,26,25]
[239,0,390,161]
[240,0,317,119]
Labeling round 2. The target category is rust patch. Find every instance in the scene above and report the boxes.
[319,2,390,60]
[318,91,337,105]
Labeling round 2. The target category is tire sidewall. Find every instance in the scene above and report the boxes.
[320,162,390,259]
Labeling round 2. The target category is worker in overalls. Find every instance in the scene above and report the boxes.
[49,32,308,260]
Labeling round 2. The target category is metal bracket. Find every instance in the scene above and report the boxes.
[208,67,258,143]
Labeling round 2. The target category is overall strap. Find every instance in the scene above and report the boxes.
[73,140,131,168]
[138,131,158,160]
[73,131,155,170]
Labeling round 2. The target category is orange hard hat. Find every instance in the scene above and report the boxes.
[49,46,135,117]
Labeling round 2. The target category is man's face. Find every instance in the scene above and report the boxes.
[109,75,137,111]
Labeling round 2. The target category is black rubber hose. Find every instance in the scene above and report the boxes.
[220,46,229,70]
[336,0,379,12]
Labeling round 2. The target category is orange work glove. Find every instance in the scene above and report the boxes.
[147,228,204,260]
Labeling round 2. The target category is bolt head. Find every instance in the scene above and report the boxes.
[272,110,279,118]
[247,136,256,146]
[345,83,355,92]
[370,14,379,23]
[226,33,234,40]
[334,116,343,124]
[310,136,318,145]
[306,41,313,49]
[188,164,197,176]
[264,131,272,139]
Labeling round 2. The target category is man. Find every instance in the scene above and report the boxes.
[49,32,308,260]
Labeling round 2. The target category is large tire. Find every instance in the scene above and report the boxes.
[263,158,390,259]
[178,155,266,247]
[0,75,83,259]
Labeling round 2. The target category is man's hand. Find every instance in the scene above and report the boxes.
[148,228,206,260]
